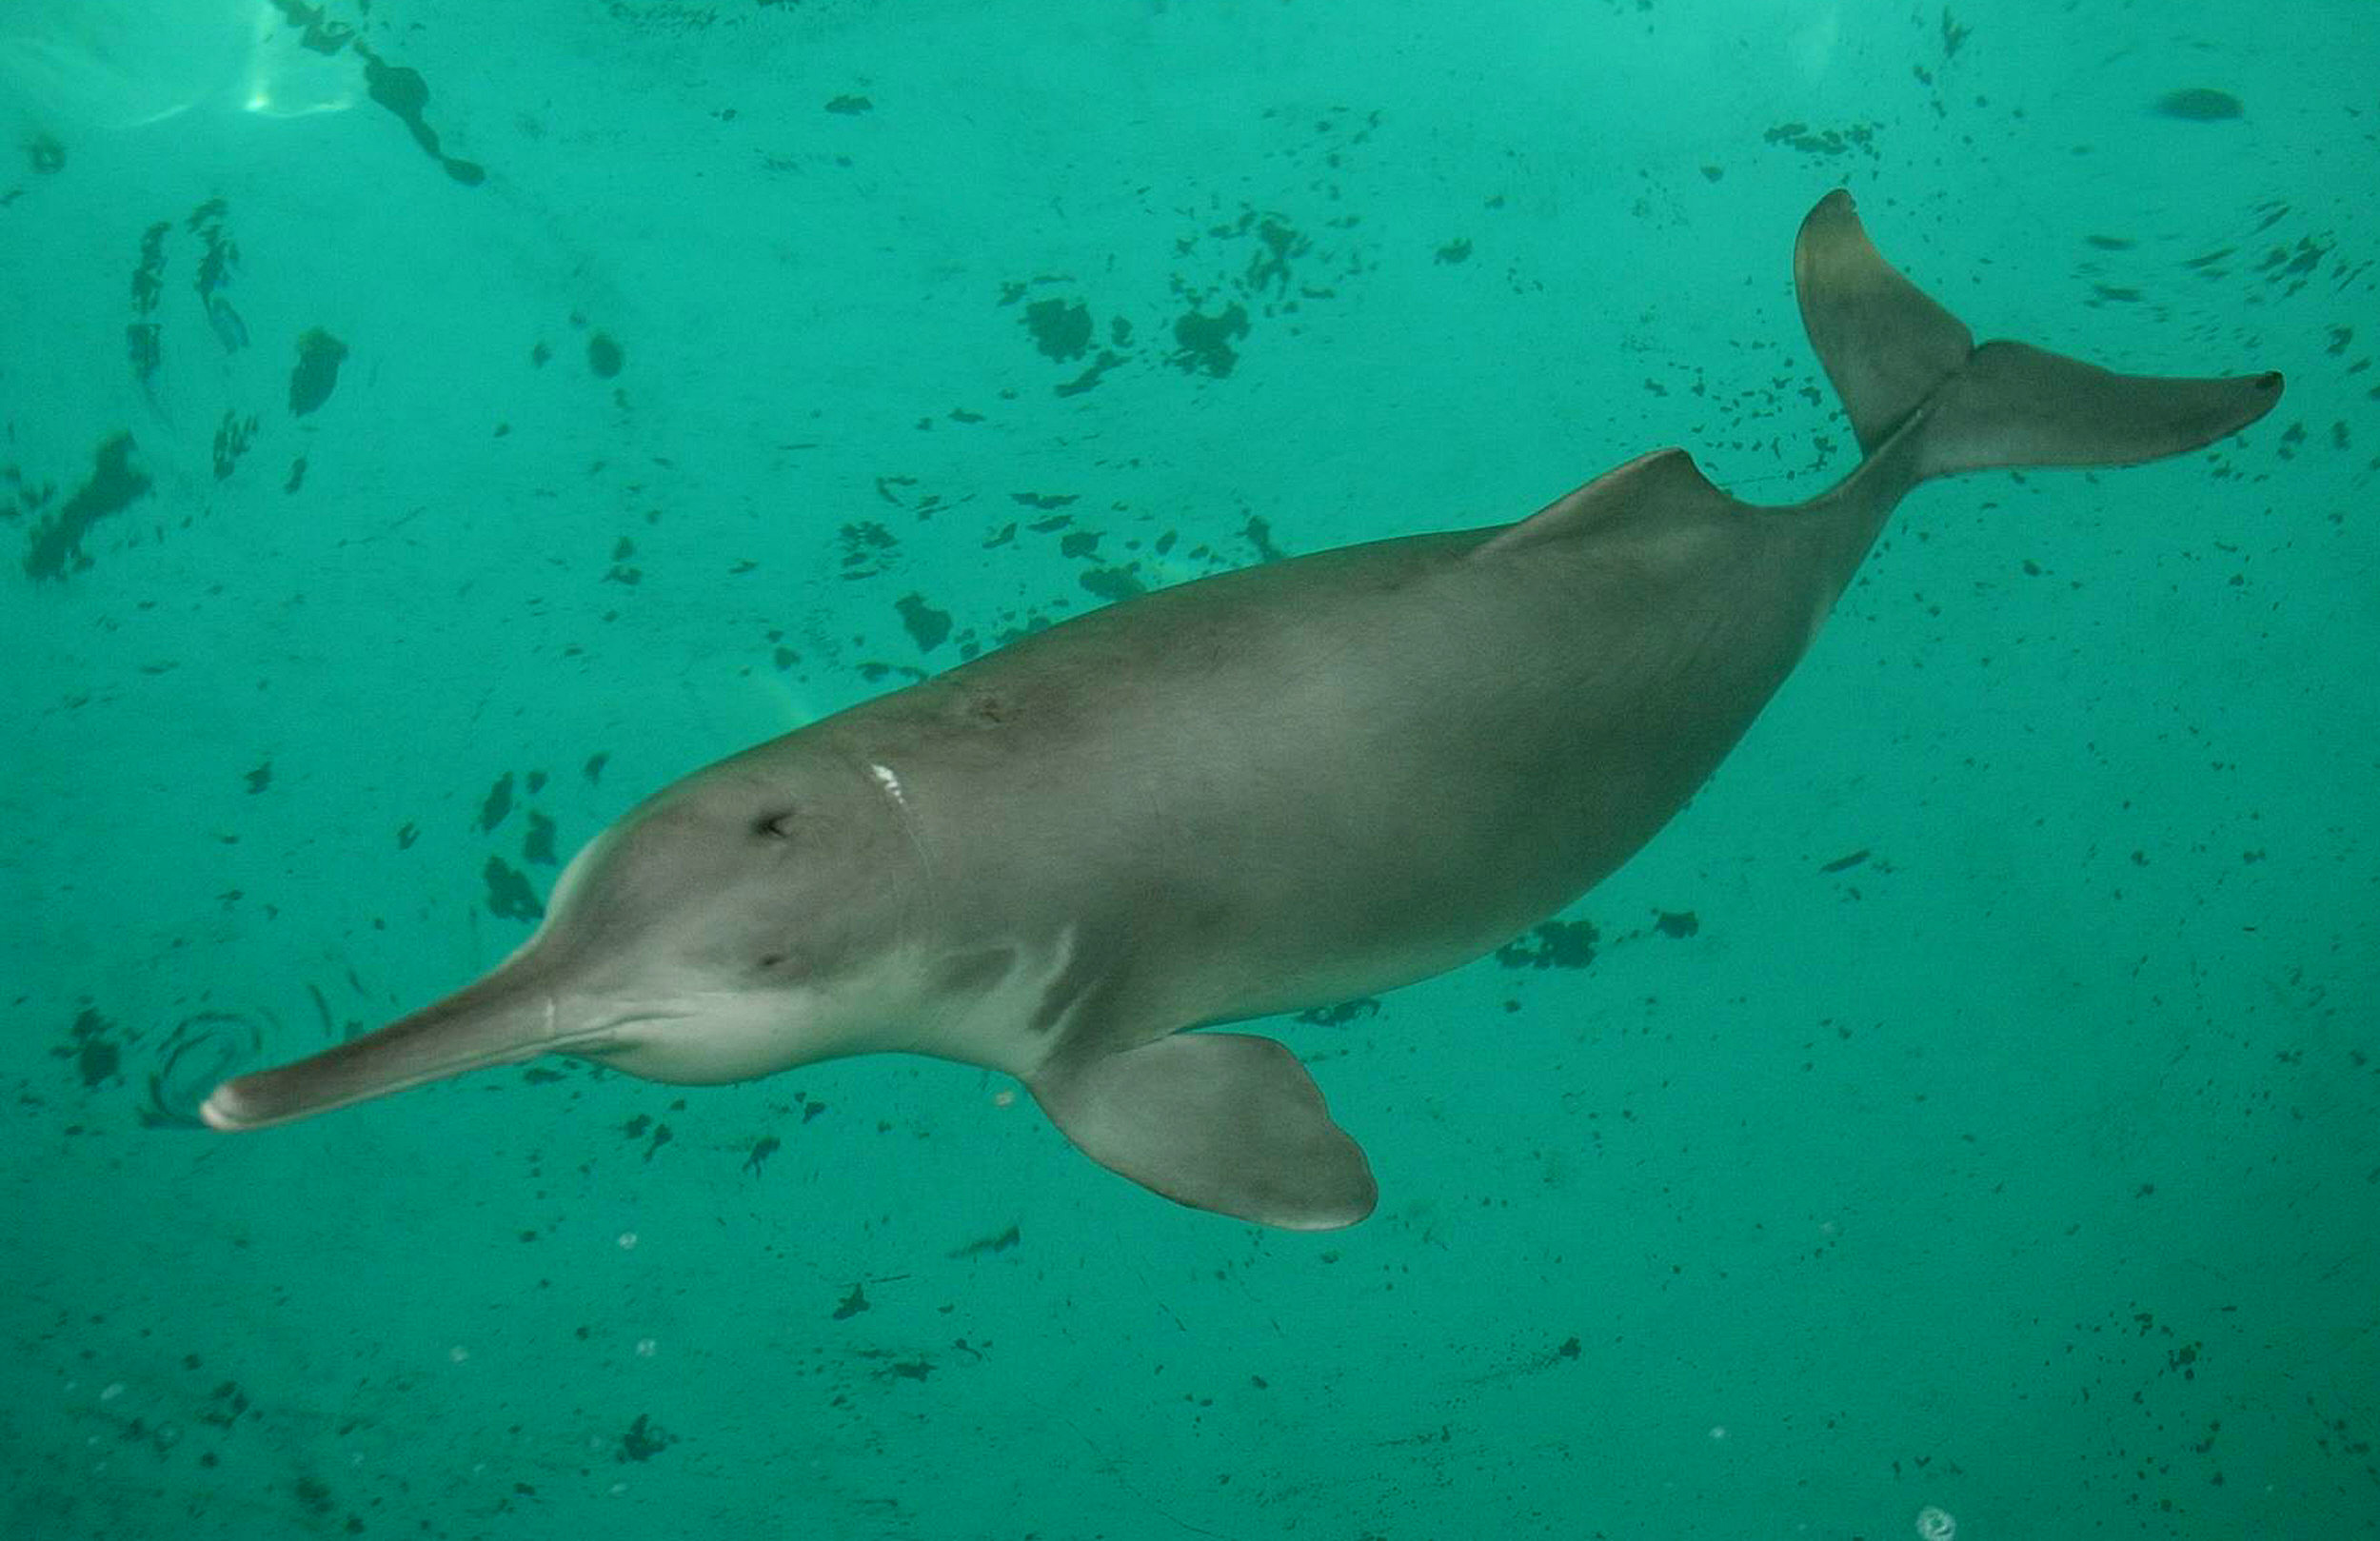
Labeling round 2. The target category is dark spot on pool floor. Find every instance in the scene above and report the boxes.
[288,328,347,416]
[483,856,543,920]
[1296,998,1381,1027]
[896,593,952,652]
[2154,88,2244,121]
[1496,919,1599,970]
[63,1007,123,1089]
[22,432,151,582]
[1023,298,1092,361]
[478,772,516,832]
[1170,302,1249,377]
[616,1413,677,1463]
[355,42,486,185]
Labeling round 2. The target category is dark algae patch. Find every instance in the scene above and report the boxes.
[524,810,559,864]
[1000,112,1378,395]
[484,857,543,920]
[126,199,274,393]
[1171,303,1250,377]
[616,1413,677,1462]
[355,40,486,184]
[1496,919,1600,971]
[1022,298,1092,362]
[128,221,167,388]
[24,433,151,581]
[1762,121,1879,159]
[1296,998,1381,1027]
[948,1224,1021,1259]
[212,410,259,479]
[288,328,348,416]
[60,1007,123,1089]
[839,520,898,579]
[245,13,485,181]
[261,0,358,54]
[2154,88,2244,121]
[896,593,952,652]
[188,198,245,352]
[478,772,516,832]
[1079,566,1145,602]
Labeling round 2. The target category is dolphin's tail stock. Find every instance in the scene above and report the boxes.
[1786,188,2282,569]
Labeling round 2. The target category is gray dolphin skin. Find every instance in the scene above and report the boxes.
[203,191,2282,1229]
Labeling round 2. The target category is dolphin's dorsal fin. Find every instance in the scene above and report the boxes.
[1028,1032,1378,1229]
[1475,447,1735,558]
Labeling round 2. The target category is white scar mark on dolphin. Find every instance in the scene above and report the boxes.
[868,760,942,914]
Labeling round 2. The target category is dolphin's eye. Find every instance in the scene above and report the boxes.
[752,946,808,979]
[754,808,798,840]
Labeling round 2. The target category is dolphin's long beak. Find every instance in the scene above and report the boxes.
[200,962,565,1132]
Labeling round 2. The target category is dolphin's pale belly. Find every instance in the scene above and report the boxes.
[841,509,1817,1050]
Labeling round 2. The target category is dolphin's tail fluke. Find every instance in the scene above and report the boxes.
[1792,188,2283,482]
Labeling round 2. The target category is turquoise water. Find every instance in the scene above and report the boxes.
[3,1,2373,1536]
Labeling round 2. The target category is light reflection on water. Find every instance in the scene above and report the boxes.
[0,0,359,132]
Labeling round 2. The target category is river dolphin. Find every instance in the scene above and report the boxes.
[203,190,2282,1229]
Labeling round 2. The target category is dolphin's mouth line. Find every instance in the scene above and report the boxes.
[542,1004,701,1060]
[497,1000,686,1062]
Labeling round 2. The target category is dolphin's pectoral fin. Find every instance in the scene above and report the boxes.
[1028,1032,1378,1230]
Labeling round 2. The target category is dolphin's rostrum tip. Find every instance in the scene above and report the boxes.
[197,1088,247,1133]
